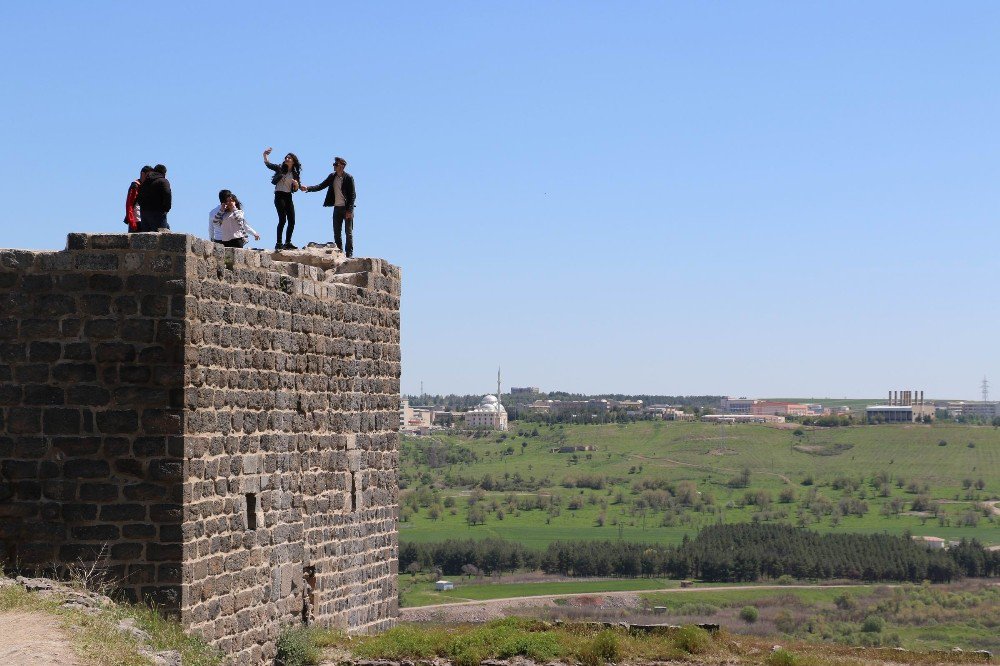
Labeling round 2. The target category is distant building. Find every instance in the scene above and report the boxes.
[865,405,914,423]
[721,397,756,414]
[867,389,933,423]
[433,411,456,427]
[703,413,785,424]
[752,401,810,417]
[400,399,436,432]
[435,580,454,591]
[912,536,947,550]
[465,394,508,430]
[511,386,540,395]
[527,399,610,415]
[645,405,694,421]
[400,399,410,429]
[946,401,1000,420]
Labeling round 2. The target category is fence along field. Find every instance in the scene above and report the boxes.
[398,420,1000,547]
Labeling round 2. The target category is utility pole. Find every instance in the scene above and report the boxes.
[982,376,990,403]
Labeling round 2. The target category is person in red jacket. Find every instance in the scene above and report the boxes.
[124,166,152,232]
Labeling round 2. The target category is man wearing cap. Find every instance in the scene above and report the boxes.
[301,157,357,257]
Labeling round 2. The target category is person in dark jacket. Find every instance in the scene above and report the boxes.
[136,164,171,232]
[262,147,302,250]
[301,157,356,256]
[124,166,152,233]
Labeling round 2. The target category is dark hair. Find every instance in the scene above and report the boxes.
[217,189,243,210]
[334,157,347,167]
[153,164,167,175]
[140,165,152,174]
[282,153,301,178]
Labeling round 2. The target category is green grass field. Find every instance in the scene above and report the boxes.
[400,420,1000,547]
[640,585,871,609]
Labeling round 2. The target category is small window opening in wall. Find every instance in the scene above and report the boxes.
[246,493,257,530]
[350,472,357,512]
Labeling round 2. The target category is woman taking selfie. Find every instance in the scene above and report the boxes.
[263,147,301,250]
[209,189,260,248]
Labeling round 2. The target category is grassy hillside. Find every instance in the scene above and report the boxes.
[400,421,1000,547]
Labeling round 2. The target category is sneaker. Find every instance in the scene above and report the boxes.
[283,242,297,250]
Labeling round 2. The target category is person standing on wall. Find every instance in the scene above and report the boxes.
[124,166,152,233]
[262,147,302,250]
[136,164,171,232]
[209,189,260,248]
[301,157,356,257]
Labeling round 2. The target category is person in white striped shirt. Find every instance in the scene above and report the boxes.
[208,190,260,248]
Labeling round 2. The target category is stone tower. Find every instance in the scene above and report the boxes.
[0,233,400,662]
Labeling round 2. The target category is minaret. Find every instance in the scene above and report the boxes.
[496,365,502,429]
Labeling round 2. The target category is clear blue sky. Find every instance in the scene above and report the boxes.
[3,3,999,399]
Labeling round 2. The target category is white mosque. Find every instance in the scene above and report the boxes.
[465,394,508,430]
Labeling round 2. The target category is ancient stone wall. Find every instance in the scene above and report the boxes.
[0,233,188,606]
[182,239,400,661]
[0,234,400,664]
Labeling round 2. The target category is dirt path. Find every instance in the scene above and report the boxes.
[0,612,81,665]
[630,453,793,485]
[401,583,871,624]
[985,500,1000,517]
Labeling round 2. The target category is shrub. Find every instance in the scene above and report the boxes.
[739,606,759,624]
[774,610,797,634]
[833,593,857,611]
[767,648,798,666]
[353,624,445,660]
[577,629,620,666]
[276,627,322,666]
[857,632,882,647]
[861,615,884,633]
[776,574,795,585]
[673,602,719,616]
[673,625,711,654]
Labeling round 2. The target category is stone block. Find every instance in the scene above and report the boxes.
[64,460,111,479]
[23,385,64,406]
[96,410,139,434]
[75,253,119,271]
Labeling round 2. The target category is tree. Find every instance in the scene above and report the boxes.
[466,505,486,526]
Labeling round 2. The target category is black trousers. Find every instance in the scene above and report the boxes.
[274,191,295,244]
[333,206,353,257]
[138,210,168,232]
[214,238,246,248]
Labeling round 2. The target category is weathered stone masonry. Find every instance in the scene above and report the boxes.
[0,233,400,663]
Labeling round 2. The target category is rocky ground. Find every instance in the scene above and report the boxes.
[0,575,184,665]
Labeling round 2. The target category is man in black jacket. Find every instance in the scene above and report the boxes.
[136,164,172,232]
[301,157,356,256]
